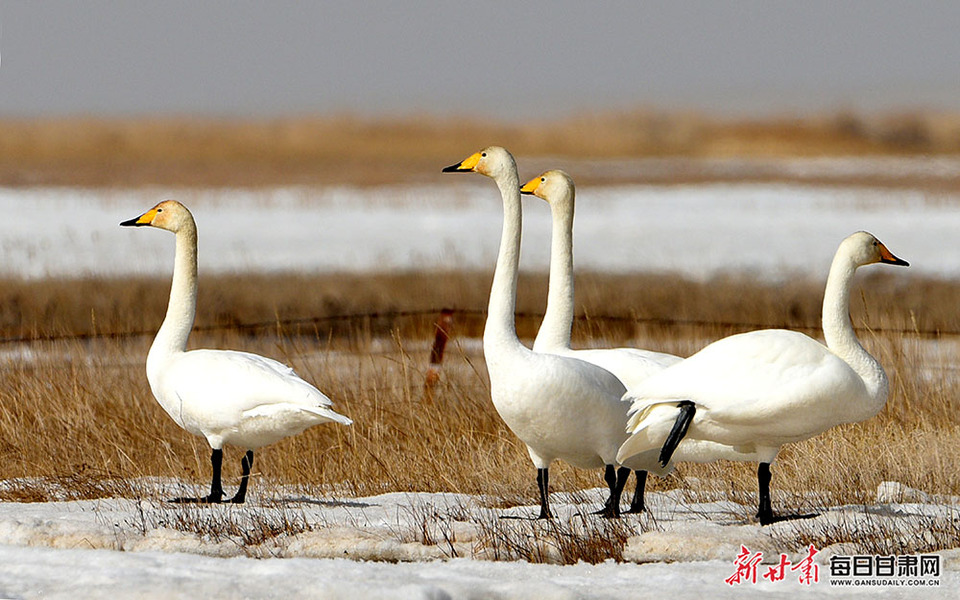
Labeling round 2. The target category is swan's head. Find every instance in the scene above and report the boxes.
[520,170,575,208]
[442,146,516,179]
[120,200,195,233]
[842,231,909,268]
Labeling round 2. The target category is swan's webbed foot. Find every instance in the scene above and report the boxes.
[226,450,254,504]
[592,503,620,519]
[757,509,819,526]
[169,492,224,504]
[169,448,227,505]
[754,462,818,525]
[592,465,629,518]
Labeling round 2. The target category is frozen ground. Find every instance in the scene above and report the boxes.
[0,481,957,598]
[1,181,959,280]
[2,172,959,597]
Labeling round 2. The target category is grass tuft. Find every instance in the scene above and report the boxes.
[0,271,958,559]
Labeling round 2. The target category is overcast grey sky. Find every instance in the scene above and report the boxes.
[1,1,959,119]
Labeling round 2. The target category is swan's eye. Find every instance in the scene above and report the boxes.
[481,152,487,157]
[157,208,163,212]
[541,178,545,182]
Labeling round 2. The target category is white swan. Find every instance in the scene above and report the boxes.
[520,169,682,513]
[121,200,352,504]
[616,231,908,524]
[520,170,683,383]
[443,147,632,518]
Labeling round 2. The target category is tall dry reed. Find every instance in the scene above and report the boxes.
[0,272,957,510]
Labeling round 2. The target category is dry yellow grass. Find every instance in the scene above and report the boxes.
[0,272,957,515]
[2,270,953,344]
[4,111,960,187]
[2,113,959,559]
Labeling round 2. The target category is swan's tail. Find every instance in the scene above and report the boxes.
[659,400,695,467]
[304,405,353,426]
[617,400,695,467]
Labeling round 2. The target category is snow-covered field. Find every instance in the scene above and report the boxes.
[0,481,957,599]
[2,181,959,280]
[2,176,959,597]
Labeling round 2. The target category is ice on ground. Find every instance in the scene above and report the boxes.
[2,182,959,280]
[0,545,834,600]
[0,480,958,598]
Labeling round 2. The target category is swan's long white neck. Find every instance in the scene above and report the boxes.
[821,251,887,402]
[484,164,523,353]
[534,191,575,352]
[147,219,198,377]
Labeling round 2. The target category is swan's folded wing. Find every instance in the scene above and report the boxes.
[622,329,866,444]
[166,349,342,417]
[243,402,353,426]
[627,331,839,409]
[569,347,682,390]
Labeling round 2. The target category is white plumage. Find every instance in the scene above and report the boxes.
[520,170,681,386]
[616,231,908,524]
[519,169,682,512]
[152,349,351,451]
[443,148,632,518]
[122,200,351,504]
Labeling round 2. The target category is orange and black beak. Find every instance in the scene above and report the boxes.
[878,242,909,267]
[120,208,157,227]
[442,151,482,173]
[520,176,542,196]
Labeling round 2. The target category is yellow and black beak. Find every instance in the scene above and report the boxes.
[520,176,542,196]
[442,151,482,173]
[878,243,909,267]
[120,208,157,227]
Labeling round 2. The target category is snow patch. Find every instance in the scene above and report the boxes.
[3,182,960,280]
[0,482,958,597]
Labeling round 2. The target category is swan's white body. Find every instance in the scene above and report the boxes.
[521,170,681,389]
[127,201,351,454]
[617,232,906,468]
[520,170,757,477]
[148,349,351,451]
[445,148,629,474]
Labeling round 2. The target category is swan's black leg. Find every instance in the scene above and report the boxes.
[593,464,629,518]
[757,462,774,524]
[625,470,648,513]
[659,400,695,467]
[171,448,225,504]
[537,467,553,519]
[755,461,819,525]
[228,450,254,504]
